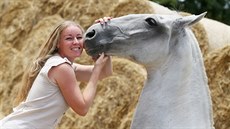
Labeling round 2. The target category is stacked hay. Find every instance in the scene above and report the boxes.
[200,18,230,52]
[204,45,230,129]
[109,0,153,17]
[0,0,229,129]
[0,44,24,114]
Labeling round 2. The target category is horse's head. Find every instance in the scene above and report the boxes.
[84,13,206,66]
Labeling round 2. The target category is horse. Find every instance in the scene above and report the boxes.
[84,12,215,129]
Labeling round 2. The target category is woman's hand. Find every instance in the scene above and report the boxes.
[91,17,112,61]
[94,53,109,70]
[95,16,112,24]
[94,53,113,79]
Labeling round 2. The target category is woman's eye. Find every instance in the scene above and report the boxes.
[66,37,73,40]
[77,37,83,40]
[65,36,82,41]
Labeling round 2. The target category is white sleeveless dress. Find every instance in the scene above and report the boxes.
[0,54,72,129]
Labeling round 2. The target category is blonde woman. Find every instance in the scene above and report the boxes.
[0,18,112,129]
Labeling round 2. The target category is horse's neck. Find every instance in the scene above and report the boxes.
[132,29,214,129]
[147,29,207,92]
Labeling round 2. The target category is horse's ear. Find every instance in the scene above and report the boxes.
[176,12,207,27]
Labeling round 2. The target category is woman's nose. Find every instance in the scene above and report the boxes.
[73,37,79,44]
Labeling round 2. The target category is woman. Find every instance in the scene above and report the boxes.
[0,18,112,129]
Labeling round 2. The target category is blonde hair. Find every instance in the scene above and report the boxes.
[15,21,84,104]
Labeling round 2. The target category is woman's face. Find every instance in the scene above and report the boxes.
[58,25,84,62]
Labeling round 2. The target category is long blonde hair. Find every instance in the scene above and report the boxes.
[15,21,84,104]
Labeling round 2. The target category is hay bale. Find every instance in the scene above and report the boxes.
[21,15,64,64]
[0,112,4,119]
[205,45,230,129]
[0,44,24,115]
[109,0,153,17]
[148,1,174,15]
[0,0,39,50]
[57,0,119,29]
[200,18,230,52]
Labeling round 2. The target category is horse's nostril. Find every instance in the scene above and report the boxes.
[86,29,96,38]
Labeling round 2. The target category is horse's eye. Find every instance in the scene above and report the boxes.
[145,18,157,26]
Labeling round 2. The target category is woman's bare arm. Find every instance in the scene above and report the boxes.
[73,55,112,82]
[48,53,110,116]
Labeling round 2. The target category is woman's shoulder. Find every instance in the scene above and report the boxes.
[40,54,73,77]
[40,54,72,74]
[46,54,72,67]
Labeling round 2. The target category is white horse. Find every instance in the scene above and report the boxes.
[84,13,215,129]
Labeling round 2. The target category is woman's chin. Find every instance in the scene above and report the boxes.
[72,51,83,57]
[74,54,82,58]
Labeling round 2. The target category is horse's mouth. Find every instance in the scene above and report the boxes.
[85,44,106,57]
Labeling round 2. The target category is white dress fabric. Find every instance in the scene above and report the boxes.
[0,54,71,129]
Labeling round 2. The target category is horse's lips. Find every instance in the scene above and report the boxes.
[84,43,105,57]
[84,47,97,56]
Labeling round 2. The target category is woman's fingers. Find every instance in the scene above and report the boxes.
[95,17,112,24]
[92,53,104,62]
[96,53,109,63]
[92,53,110,65]
[92,55,100,61]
